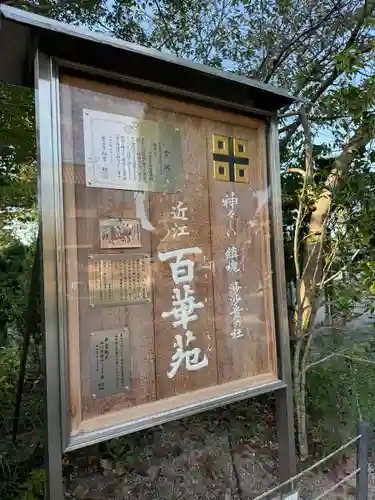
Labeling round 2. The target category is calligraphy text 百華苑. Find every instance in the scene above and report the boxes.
[159,247,209,378]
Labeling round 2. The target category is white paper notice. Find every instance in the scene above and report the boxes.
[83,109,182,192]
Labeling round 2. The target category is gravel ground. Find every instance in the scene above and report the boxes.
[64,403,374,500]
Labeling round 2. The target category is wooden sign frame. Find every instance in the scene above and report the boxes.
[37,53,293,454]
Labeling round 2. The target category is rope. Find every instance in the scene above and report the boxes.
[252,435,361,500]
[313,468,360,500]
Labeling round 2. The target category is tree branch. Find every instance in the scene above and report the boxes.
[321,249,360,287]
[285,167,306,177]
[305,349,348,371]
[331,115,375,186]
[322,238,341,278]
[154,0,180,56]
[278,124,295,134]
[279,111,301,118]
[337,354,375,365]
[293,105,314,337]
[281,1,374,146]
[203,0,230,64]
[263,1,344,84]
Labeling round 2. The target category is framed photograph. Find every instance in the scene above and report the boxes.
[99,217,142,249]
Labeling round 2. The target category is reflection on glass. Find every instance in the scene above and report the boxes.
[60,76,277,431]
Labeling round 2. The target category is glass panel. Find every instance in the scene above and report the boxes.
[59,75,277,429]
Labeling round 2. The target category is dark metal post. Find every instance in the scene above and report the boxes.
[357,421,370,500]
[276,386,296,493]
[267,120,297,493]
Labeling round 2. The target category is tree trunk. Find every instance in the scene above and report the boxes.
[324,285,332,325]
[293,337,308,459]
[293,334,311,461]
[299,366,308,460]
[301,190,331,331]
[294,377,309,460]
[290,108,375,463]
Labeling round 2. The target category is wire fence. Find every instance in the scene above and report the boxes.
[252,421,370,500]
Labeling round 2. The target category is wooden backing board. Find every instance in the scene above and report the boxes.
[59,74,278,436]
[208,121,275,384]
[148,109,218,399]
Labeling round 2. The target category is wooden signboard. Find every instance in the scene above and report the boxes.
[60,75,278,440]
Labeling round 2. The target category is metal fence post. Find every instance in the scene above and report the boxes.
[357,421,370,500]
